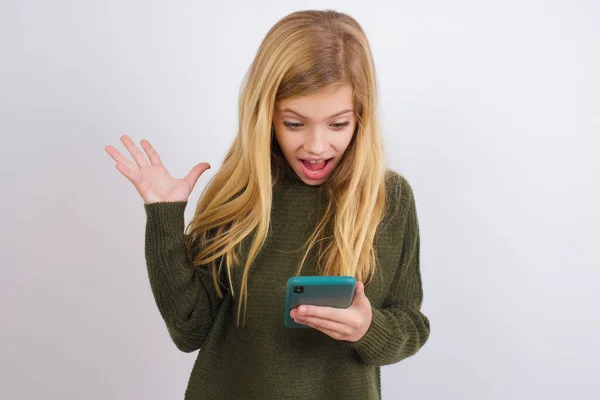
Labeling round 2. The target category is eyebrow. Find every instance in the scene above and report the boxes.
[279,108,354,119]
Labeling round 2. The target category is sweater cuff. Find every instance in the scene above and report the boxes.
[347,306,391,361]
[143,201,188,236]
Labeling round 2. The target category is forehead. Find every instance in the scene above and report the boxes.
[275,84,354,120]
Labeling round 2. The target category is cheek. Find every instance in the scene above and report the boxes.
[275,130,301,153]
[274,128,287,148]
[334,128,355,153]
[275,134,296,161]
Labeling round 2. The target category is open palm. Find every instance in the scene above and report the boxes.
[105,135,210,204]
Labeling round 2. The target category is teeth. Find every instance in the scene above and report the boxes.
[308,160,324,164]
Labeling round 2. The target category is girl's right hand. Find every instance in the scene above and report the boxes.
[105,135,211,204]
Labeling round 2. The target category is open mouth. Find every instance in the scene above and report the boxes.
[299,158,333,180]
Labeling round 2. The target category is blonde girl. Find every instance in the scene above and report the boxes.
[105,9,430,400]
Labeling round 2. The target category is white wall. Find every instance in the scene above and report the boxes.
[1,0,598,399]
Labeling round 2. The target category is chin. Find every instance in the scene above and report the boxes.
[301,177,326,186]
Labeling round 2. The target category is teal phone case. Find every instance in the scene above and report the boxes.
[284,276,357,328]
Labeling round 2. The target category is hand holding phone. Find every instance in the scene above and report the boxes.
[284,276,357,328]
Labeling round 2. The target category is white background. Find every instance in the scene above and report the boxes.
[1,0,599,399]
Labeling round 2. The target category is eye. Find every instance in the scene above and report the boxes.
[331,121,351,129]
[282,121,351,130]
[283,121,303,129]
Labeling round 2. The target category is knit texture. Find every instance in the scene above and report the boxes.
[143,165,430,399]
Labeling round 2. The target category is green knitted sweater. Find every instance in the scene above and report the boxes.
[143,165,430,399]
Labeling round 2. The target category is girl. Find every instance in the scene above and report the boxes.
[105,9,429,400]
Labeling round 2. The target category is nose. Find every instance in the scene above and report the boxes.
[303,127,328,156]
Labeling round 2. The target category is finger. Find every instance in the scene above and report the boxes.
[318,327,348,341]
[105,144,134,166]
[140,139,163,166]
[120,134,149,168]
[115,161,137,182]
[295,315,349,336]
[183,162,211,190]
[296,305,346,323]
[105,145,138,182]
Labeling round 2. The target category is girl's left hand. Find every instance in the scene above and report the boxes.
[290,281,372,342]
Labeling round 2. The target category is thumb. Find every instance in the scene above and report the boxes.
[352,281,366,305]
[183,162,211,190]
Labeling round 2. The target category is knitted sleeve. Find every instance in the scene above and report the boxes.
[347,177,431,366]
[143,201,224,353]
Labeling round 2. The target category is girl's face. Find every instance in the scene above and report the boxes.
[272,84,357,186]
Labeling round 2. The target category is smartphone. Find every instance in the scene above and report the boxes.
[284,275,357,328]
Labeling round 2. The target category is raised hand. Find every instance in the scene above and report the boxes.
[105,135,211,204]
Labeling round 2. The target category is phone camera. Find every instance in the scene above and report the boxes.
[293,286,304,294]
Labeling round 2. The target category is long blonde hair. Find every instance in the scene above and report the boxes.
[185,10,387,326]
